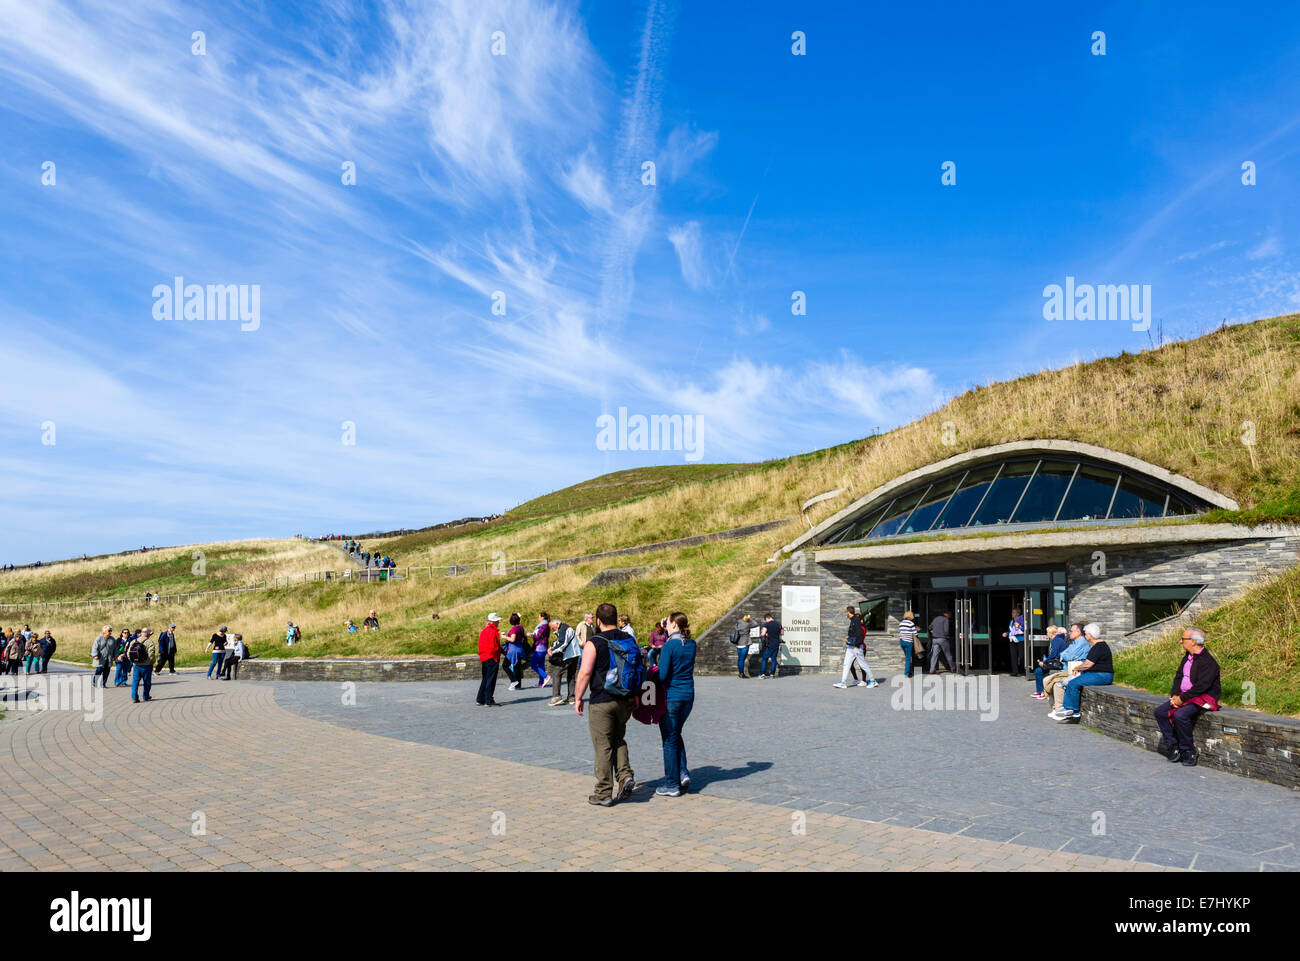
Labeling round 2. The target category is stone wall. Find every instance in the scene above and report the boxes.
[1080,684,1300,791]
[239,656,479,682]
[1066,534,1300,648]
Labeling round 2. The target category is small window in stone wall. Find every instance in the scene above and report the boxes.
[860,597,889,632]
[1131,586,1203,628]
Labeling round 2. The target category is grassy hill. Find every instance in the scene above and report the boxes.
[6,314,1299,713]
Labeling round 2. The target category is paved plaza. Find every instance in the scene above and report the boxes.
[0,665,1294,871]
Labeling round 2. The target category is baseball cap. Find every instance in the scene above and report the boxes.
[487,612,501,623]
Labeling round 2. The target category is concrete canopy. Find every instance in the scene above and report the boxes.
[783,439,1240,555]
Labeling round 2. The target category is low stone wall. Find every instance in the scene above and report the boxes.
[239,656,479,682]
[1080,684,1300,791]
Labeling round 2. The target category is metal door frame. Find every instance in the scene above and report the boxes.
[956,592,974,675]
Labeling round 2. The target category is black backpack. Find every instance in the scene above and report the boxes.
[127,639,150,664]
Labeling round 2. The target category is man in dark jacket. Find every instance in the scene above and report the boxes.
[156,624,178,673]
[39,630,56,673]
[1153,627,1221,767]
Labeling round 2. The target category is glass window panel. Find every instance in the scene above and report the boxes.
[1057,465,1119,521]
[1133,586,1201,628]
[860,597,888,631]
[828,503,889,544]
[899,474,964,534]
[968,461,1036,527]
[982,570,1057,586]
[1009,461,1077,523]
[932,465,1001,530]
[1166,496,1194,516]
[868,488,928,538]
[1110,475,1168,520]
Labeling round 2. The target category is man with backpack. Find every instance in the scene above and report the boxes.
[834,605,879,689]
[156,624,178,674]
[574,602,640,806]
[127,628,158,703]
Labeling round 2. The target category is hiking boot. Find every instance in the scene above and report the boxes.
[548,696,564,706]
[1156,740,1177,759]
[617,775,635,801]
[588,794,615,807]
[1180,749,1199,767]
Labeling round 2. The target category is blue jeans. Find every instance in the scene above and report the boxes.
[659,699,693,786]
[899,641,914,677]
[736,645,749,675]
[131,665,153,700]
[207,652,225,678]
[1062,672,1113,711]
[1034,665,1047,694]
[761,645,779,676]
[114,660,129,685]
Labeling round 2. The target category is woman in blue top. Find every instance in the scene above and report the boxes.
[655,611,696,798]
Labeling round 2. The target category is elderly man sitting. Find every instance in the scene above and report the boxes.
[1153,627,1221,767]
[1048,623,1113,722]
[1043,625,1091,708]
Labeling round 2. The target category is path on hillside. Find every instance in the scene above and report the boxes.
[0,668,1175,871]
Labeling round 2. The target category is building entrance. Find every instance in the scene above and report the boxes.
[909,568,1066,676]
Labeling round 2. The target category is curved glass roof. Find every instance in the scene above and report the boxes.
[821,455,1209,546]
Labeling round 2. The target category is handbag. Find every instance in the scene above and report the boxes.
[1044,657,1064,672]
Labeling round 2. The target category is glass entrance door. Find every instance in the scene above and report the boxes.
[955,593,973,675]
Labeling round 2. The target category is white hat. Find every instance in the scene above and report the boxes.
[487,612,501,623]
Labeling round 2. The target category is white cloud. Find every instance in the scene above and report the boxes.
[662,124,718,181]
[1246,235,1283,260]
[667,221,709,289]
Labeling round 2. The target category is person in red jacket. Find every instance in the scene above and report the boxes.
[477,613,503,707]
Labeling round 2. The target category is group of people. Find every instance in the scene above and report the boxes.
[726,613,787,678]
[345,611,381,633]
[343,542,396,571]
[90,624,181,701]
[1,625,56,673]
[476,603,697,803]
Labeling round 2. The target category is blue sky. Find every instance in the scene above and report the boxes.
[2,0,1298,563]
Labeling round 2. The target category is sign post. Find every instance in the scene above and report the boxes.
[780,585,821,667]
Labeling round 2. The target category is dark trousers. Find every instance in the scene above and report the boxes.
[93,661,112,687]
[1155,699,1204,752]
[761,644,780,676]
[658,699,694,786]
[221,656,240,679]
[550,657,578,699]
[157,648,175,673]
[477,659,499,704]
[1008,639,1024,674]
[40,652,52,673]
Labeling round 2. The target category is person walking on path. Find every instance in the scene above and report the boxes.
[730,614,753,678]
[113,629,133,686]
[127,628,158,703]
[206,626,228,679]
[759,613,783,678]
[476,613,503,706]
[91,627,114,688]
[655,612,697,797]
[834,605,879,689]
[503,613,529,689]
[1002,607,1026,676]
[363,610,380,631]
[547,617,581,706]
[285,621,301,646]
[39,630,55,673]
[898,611,919,678]
[23,632,42,674]
[1153,627,1221,767]
[530,613,551,687]
[574,602,638,806]
[928,610,955,673]
[156,624,178,674]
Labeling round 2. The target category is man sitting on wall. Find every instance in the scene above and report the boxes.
[1153,627,1221,767]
